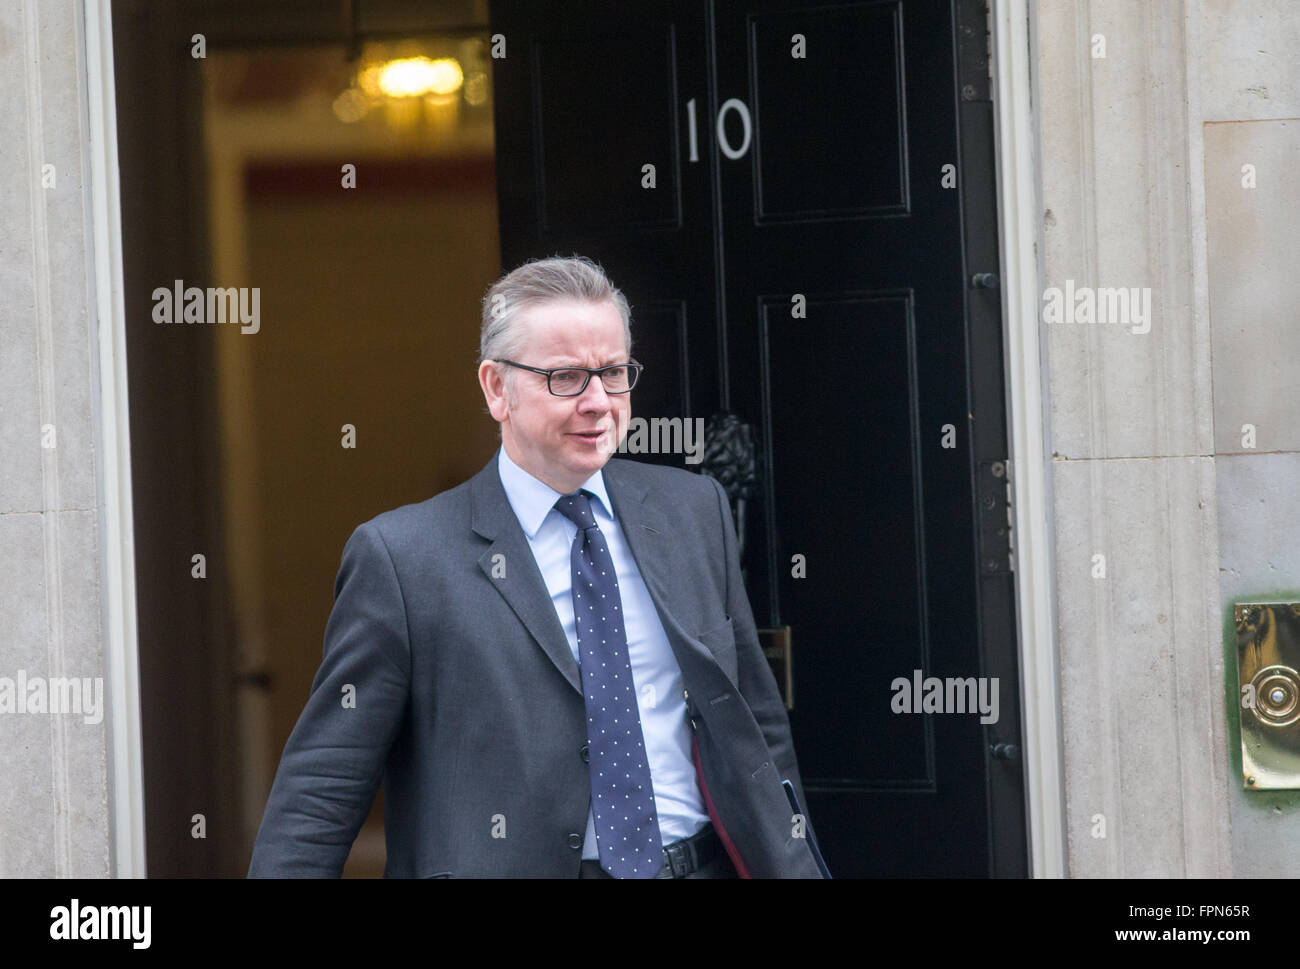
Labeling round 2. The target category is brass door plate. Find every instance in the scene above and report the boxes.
[758,626,793,711]
[1235,601,1300,789]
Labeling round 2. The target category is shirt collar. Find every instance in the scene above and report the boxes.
[496,445,615,538]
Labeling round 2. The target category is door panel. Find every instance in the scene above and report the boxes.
[535,28,685,232]
[747,3,908,220]
[760,293,923,784]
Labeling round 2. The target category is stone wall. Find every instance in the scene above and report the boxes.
[0,0,114,877]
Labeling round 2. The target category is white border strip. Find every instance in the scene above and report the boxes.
[83,0,147,878]
[991,0,1066,877]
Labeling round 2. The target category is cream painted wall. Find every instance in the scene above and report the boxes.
[0,0,117,876]
[1034,0,1299,876]
[1197,0,1300,876]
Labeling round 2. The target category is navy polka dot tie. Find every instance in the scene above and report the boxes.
[555,490,664,878]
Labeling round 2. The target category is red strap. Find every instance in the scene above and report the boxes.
[692,734,751,879]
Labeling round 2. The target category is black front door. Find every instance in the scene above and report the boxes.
[491,0,1025,877]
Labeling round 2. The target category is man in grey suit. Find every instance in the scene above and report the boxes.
[248,256,828,878]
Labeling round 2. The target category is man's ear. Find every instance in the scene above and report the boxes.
[478,360,511,423]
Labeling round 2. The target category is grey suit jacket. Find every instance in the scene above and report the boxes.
[248,451,826,877]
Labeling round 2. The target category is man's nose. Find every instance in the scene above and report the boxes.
[575,372,612,409]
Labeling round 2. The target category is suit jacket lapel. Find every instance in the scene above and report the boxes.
[602,461,721,680]
[469,456,582,695]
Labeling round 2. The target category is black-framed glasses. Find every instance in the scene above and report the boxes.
[495,359,643,397]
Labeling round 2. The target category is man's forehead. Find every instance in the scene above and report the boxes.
[517,299,628,360]
[518,296,619,327]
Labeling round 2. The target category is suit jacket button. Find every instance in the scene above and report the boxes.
[580,743,590,763]
[567,833,582,850]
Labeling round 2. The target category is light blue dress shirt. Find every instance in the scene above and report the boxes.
[496,446,710,860]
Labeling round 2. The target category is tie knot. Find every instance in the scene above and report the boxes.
[554,490,597,530]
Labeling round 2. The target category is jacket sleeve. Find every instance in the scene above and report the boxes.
[247,521,411,877]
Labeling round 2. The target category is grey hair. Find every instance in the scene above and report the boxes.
[479,255,633,369]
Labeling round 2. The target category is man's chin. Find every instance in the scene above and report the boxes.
[573,448,612,470]
[564,439,613,472]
